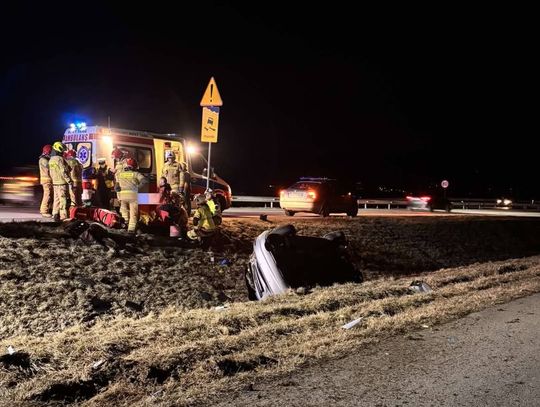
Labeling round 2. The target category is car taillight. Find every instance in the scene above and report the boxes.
[406,196,414,200]
[307,190,316,199]
[420,196,431,202]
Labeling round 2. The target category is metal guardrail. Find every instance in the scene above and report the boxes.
[232,196,540,211]
[232,195,280,208]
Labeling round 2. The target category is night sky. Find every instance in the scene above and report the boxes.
[1,3,535,197]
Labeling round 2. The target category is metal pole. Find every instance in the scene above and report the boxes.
[206,142,212,191]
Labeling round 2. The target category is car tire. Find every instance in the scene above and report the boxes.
[217,195,227,212]
[445,204,452,213]
[347,206,358,217]
[429,205,434,212]
[320,204,330,217]
[284,210,295,217]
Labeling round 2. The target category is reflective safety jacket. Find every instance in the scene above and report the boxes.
[117,170,146,199]
[193,204,216,232]
[65,157,83,186]
[39,155,51,184]
[49,155,72,186]
[162,161,181,190]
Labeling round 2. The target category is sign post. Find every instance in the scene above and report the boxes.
[441,179,449,200]
[200,77,223,191]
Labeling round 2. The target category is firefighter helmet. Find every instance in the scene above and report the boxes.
[42,145,52,155]
[194,194,207,206]
[52,141,67,153]
[65,149,77,158]
[125,157,138,169]
[165,151,175,160]
[111,148,124,160]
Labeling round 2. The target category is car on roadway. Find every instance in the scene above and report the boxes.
[406,192,452,212]
[279,177,358,217]
[0,166,40,206]
[495,197,513,209]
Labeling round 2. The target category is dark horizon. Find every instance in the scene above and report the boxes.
[1,3,536,198]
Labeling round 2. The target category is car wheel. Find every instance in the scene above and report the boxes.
[217,195,227,212]
[429,205,434,212]
[347,206,358,217]
[320,204,330,217]
[445,204,452,213]
[284,210,295,216]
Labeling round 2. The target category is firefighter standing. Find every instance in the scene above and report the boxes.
[110,148,126,210]
[117,158,146,233]
[162,151,182,194]
[48,142,73,221]
[95,158,115,209]
[64,149,83,207]
[180,162,191,214]
[38,144,53,217]
[187,194,217,242]
[111,147,126,180]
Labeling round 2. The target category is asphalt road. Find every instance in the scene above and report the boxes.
[216,293,540,407]
[2,205,540,222]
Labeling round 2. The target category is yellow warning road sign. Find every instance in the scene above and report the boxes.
[201,106,220,143]
[200,77,223,106]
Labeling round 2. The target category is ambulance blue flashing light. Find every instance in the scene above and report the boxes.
[68,122,88,132]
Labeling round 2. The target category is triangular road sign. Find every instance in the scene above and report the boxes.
[200,77,223,106]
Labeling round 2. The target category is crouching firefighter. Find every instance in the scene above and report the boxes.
[187,194,219,243]
[116,158,146,233]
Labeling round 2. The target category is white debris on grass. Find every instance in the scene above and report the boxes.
[341,317,363,329]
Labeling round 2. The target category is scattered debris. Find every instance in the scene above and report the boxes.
[295,287,308,295]
[259,214,268,222]
[219,258,231,266]
[421,324,430,328]
[214,304,230,311]
[7,345,16,355]
[341,317,363,329]
[409,280,432,293]
[92,360,105,369]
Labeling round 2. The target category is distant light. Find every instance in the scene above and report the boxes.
[102,135,112,144]
[187,144,198,155]
[503,199,512,206]
[76,122,87,131]
[69,123,77,132]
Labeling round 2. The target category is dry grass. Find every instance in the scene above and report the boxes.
[1,216,540,405]
[1,257,540,406]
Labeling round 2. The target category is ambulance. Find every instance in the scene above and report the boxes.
[62,124,232,211]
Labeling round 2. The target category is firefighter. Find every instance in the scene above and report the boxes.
[38,144,53,217]
[111,147,126,179]
[95,158,115,209]
[180,162,192,214]
[110,148,126,210]
[117,157,146,233]
[48,142,73,221]
[64,149,83,207]
[205,189,222,225]
[187,194,217,243]
[162,151,182,194]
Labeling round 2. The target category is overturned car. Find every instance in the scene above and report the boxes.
[245,224,363,300]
